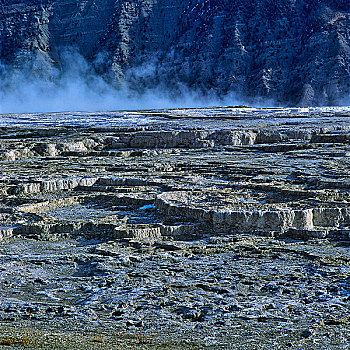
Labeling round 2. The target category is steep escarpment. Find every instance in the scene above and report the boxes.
[0,0,349,105]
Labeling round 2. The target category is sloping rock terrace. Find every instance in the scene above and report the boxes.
[0,107,349,348]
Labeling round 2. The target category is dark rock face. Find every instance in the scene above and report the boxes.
[0,0,349,105]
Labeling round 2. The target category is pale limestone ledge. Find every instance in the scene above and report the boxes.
[155,192,350,236]
[0,128,324,162]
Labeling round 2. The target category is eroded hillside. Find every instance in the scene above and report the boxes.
[0,0,349,105]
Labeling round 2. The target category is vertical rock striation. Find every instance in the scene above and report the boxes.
[0,0,349,105]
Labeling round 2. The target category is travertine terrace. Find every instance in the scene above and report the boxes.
[0,107,349,349]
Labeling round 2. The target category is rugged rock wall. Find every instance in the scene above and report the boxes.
[0,0,349,105]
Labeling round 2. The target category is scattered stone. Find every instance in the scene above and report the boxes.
[0,108,349,348]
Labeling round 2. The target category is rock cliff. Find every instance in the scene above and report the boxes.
[0,0,349,105]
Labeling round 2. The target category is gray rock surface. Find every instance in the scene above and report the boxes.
[0,107,349,348]
[1,0,349,105]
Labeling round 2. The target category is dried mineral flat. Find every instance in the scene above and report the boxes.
[0,107,349,349]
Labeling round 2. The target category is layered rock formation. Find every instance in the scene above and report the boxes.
[0,106,349,243]
[1,0,349,105]
[0,107,349,348]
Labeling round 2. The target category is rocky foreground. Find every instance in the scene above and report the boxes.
[0,107,349,349]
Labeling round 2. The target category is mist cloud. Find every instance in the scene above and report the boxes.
[0,50,243,114]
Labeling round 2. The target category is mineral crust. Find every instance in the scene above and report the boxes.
[0,107,349,349]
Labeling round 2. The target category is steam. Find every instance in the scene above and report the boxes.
[0,50,242,114]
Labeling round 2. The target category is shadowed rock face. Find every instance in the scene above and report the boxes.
[1,0,349,105]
